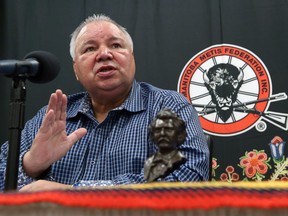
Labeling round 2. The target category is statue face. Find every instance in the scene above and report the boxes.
[152,118,178,150]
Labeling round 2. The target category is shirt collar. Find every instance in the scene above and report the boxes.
[119,80,145,112]
[67,80,145,119]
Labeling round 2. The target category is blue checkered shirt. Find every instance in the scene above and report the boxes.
[0,81,209,190]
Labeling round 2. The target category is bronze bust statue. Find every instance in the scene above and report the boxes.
[144,108,187,182]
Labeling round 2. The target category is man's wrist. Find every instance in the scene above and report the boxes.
[22,151,50,178]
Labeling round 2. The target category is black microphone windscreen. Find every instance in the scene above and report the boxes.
[24,51,60,83]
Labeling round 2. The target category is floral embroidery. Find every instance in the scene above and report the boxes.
[280,176,288,181]
[269,136,286,160]
[269,136,288,180]
[211,158,219,181]
[210,136,287,182]
[239,150,271,181]
[220,165,239,182]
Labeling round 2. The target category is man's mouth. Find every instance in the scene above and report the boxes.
[97,65,116,73]
[96,65,117,78]
[158,137,170,143]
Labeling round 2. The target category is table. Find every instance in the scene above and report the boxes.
[0,181,287,216]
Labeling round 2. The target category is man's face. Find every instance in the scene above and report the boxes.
[73,21,135,98]
[152,119,178,150]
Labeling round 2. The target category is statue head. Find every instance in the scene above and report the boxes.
[149,108,187,151]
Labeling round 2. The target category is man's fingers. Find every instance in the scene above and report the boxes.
[46,92,58,113]
[67,128,87,146]
[46,90,66,121]
[60,93,67,120]
[39,110,55,133]
[55,90,64,120]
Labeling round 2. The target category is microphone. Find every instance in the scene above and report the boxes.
[0,50,60,83]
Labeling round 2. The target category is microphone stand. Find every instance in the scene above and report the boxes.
[4,76,26,191]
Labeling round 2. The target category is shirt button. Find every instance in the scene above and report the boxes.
[90,161,95,165]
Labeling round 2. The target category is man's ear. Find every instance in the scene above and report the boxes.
[73,61,79,80]
[75,73,79,81]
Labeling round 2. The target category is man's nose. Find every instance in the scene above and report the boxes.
[160,128,165,135]
[96,47,112,61]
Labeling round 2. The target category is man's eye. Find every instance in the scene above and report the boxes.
[112,43,121,48]
[84,47,95,52]
[154,129,161,133]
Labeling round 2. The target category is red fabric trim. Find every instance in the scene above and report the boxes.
[0,182,288,210]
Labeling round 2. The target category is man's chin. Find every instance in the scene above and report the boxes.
[157,142,171,148]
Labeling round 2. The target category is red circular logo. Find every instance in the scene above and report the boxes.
[178,44,271,136]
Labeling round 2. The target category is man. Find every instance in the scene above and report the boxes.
[144,108,187,182]
[0,14,209,191]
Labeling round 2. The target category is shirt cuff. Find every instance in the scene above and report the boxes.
[17,150,35,189]
[72,180,114,188]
